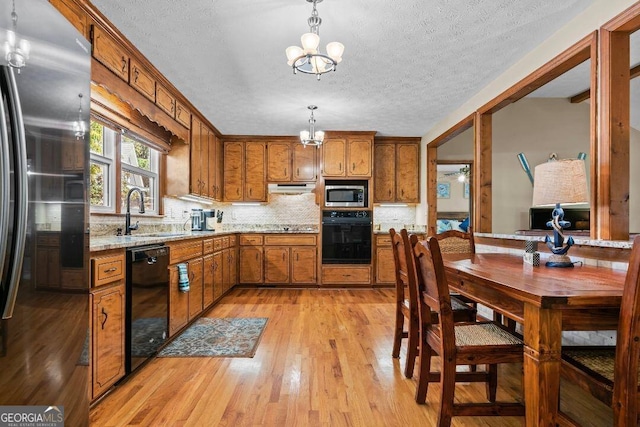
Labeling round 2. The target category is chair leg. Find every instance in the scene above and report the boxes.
[392,306,404,358]
[437,357,457,427]
[415,340,433,404]
[404,317,419,379]
[486,363,498,402]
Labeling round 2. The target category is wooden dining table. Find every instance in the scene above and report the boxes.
[442,252,627,426]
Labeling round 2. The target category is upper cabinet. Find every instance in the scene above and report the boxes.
[224,141,267,202]
[321,133,374,178]
[374,138,420,204]
[91,25,129,83]
[267,141,317,182]
[129,58,155,102]
[155,82,176,118]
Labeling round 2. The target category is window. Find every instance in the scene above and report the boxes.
[90,120,160,214]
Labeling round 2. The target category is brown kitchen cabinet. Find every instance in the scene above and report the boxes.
[374,235,395,285]
[91,283,125,400]
[190,116,205,196]
[203,253,215,308]
[155,82,176,118]
[223,141,267,202]
[321,133,374,178]
[187,258,204,320]
[129,58,156,102]
[222,236,237,293]
[291,247,317,284]
[267,141,317,183]
[35,233,60,289]
[264,247,290,284]
[61,134,84,171]
[374,139,420,204]
[250,234,318,286]
[175,100,191,129]
[239,234,264,284]
[321,265,371,285]
[167,239,203,336]
[91,24,129,82]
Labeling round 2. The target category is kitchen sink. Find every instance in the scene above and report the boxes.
[118,232,187,238]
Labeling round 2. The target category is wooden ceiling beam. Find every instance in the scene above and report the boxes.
[570,63,640,103]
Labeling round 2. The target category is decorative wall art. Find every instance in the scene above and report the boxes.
[463,182,469,199]
[437,182,450,199]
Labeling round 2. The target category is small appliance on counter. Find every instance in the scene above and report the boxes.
[203,209,216,230]
[191,208,204,231]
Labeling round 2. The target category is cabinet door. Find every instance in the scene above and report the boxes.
[213,251,224,300]
[129,58,156,102]
[169,266,189,336]
[175,101,191,129]
[223,249,232,293]
[92,25,129,82]
[293,143,317,182]
[374,143,396,202]
[322,138,346,176]
[190,117,203,196]
[203,254,214,308]
[91,283,125,399]
[264,247,289,284]
[376,247,395,284]
[207,130,217,199]
[239,246,263,284]
[230,248,238,289]
[188,258,204,320]
[267,142,291,182]
[245,142,266,201]
[223,141,244,202]
[155,83,176,118]
[347,138,372,177]
[291,247,316,284]
[396,143,420,203]
[214,135,224,201]
[200,127,210,198]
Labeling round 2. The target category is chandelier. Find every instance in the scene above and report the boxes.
[300,105,324,147]
[73,94,86,139]
[4,0,30,71]
[285,0,344,80]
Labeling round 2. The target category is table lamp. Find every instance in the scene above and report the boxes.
[532,158,589,267]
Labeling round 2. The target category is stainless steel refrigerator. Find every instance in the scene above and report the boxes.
[0,0,91,425]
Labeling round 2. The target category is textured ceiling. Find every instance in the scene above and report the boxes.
[89,0,595,137]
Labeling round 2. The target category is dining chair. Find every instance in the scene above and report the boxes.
[389,228,476,379]
[411,235,525,426]
[559,235,640,426]
[429,226,517,332]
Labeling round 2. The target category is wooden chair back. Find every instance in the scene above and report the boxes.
[613,235,640,424]
[428,226,475,255]
[412,236,455,355]
[389,228,418,315]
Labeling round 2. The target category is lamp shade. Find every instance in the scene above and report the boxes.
[532,159,589,207]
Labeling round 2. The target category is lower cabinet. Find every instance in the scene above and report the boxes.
[187,258,204,319]
[240,235,264,284]
[291,247,317,284]
[91,281,125,400]
[375,235,395,285]
[167,239,204,337]
[321,265,371,285]
[203,254,215,308]
[264,247,289,283]
[169,266,189,336]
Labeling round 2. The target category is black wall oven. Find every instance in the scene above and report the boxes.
[322,210,372,264]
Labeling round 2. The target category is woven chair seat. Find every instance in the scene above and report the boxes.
[455,323,523,347]
[563,348,616,384]
[404,296,473,314]
[438,237,473,254]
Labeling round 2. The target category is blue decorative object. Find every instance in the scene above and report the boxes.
[437,182,450,199]
[177,263,190,292]
[543,204,575,268]
[436,220,452,234]
[460,217,470,232]
[517,152,534,185]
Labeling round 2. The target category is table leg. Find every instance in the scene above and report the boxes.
[523,303,563,426]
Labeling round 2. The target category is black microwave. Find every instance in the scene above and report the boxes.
[325,184,366,207]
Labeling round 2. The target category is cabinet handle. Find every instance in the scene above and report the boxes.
[133,68,139,83]
[352,162,355,171]
[296,253,299,261]
[103,267,117,273]
[120,56,126,74]
[255,253,259,261]
[177,105,182,119]
[190,271,195,281]
[282,253,285,261]
[101,308,108,330]
[170,100,175,114]
[388,189,392,197]
[339,162,342,171]
[236,188,240,196]
[284,167,287,176]
[296,168,300,177]
[401,189,404,196]
[249,188,252,197]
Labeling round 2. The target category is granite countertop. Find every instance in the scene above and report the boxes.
[475,232,634,249]
[91,229,319,252]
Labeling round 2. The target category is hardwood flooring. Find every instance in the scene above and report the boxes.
[90,288,612,426]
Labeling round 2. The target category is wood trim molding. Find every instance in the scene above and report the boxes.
[474,112,492,233]
[570,63,640,103]
[427,145,437,231]
[479,32,596,115]
[602,1,640,32]
[427,114,474,147]
[374,136,421,143]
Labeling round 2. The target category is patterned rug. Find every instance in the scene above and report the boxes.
[158,317,268,358]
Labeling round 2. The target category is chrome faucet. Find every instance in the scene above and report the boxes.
[125,187,145,235]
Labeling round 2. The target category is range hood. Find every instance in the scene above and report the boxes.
[268,183,316,194]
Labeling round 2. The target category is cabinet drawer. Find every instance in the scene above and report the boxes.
[213,237,224,252]
[129,58,155,102]
[264,235,316,246]
[229,235,237,246]
[156,83,175,117]
[322,266,371,285]
[203,238,214,254]
[169,239,203,264]
[222,236,230,249]
[37,234,60,246]
[240,235,263,246]
[376,235,392,246]
[175,100,191,129]
[91,25,129,82]
[92,254,125,287]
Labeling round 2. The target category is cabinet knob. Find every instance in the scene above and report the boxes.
[104,267,117,273]
[133,68,139,83]
[101,308,108,330]
[120,56,127,74]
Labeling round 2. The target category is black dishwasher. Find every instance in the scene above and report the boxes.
[126,244,169,374]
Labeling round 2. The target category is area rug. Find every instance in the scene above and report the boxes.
[157,317,268,358]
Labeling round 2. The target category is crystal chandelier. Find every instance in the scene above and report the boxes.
[300,105,324,147]
[4,0,30,71]
[285,0,344,80]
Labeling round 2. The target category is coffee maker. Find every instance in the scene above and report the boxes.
[191,209,204,231]
[202,209,216,230]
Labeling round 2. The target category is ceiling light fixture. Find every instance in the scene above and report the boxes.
[300,105,324,147]
[4,0,30,71]
[73,94,86,139]
[285,0,344,80]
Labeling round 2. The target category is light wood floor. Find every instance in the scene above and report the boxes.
[90,288,612,426]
